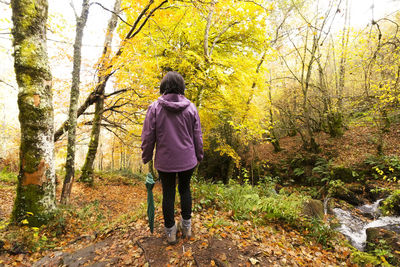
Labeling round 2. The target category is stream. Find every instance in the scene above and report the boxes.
[332,199,400,251]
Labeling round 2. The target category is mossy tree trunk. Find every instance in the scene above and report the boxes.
[80,0,120,185]
[61,0,90,204]
[11,0,56,226]
[80,88,105,185]
[267,77,281,152]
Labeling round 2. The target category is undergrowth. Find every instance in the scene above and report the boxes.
[365,155,400,183]
[193,177,308,226]
[192,176,341,247]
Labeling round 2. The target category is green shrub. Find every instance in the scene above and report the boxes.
[365,155,400,183]
[304,217,336,248]
[380,190,400,216]
[312,157,333,184]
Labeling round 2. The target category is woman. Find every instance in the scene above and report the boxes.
[141,71,203,244]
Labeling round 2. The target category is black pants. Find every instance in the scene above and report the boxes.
[158,168,194,228]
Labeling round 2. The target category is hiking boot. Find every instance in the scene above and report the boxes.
[178,217,192,238]
[165,224,177,245]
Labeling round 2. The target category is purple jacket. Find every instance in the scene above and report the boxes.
[141,94,203,172]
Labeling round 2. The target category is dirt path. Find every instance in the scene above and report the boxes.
[32,210,353,266]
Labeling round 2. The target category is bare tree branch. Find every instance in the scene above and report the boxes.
[0,79,17,90]
[92,2,132,27]
[209,21,240,57]
[55,0,169,142]
[104,88,128,98]
[70,0,79,20]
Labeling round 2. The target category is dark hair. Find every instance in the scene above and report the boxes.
[160,71,186,95]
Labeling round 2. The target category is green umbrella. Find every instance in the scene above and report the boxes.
[145,173,155,233]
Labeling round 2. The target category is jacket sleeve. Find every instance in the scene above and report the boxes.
[141,103,156,164]
[193,107,204,162]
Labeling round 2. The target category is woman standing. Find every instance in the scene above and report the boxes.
[141,71,203,244]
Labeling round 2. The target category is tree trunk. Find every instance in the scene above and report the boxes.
[267,77,281,152]
[111,136,115,170]
[80,0,120,185]
[99,143,103,171]
[11,0,56,226]
[225,159,235,185]
[80,86,105,185]
[337,0,350,112]
[61,0,90,204]
[302,34,320,153]
[120,146,124,170]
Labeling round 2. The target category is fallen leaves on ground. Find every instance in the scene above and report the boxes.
[0,175,355,266]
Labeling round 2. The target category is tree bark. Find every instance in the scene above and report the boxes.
[80,84,105,185]
[80,0,120,185]
[11,0,56,226]
[268,79,281,152]
[302,34,320,152]
[61,0,90,204]
[337,0,350,111]
[111,135,115,169]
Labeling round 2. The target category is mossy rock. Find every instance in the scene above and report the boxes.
[347,183,364,194]
[332,166,355,183]
[380,190,400,216]
[332,188,363,206]
[302,199,324,219]
[366,226,400,265]
[365,182,391,202]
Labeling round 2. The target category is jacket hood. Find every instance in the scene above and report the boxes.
[158,94,191,112]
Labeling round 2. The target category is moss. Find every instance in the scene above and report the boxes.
[12,183,53,227]
[19,73,32,88]
[13,0,36,32]
[22,152,41,174]
[327,111,344,137]
[351,251,382,266]
[19,39,37,66]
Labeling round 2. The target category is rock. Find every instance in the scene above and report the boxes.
[358,199,382,219]
[302,199,324,219]
[333,189,364,206]
[366,227,400,265]
[332,166,355,183]
[33,241,109,267]
[347,183,364,195]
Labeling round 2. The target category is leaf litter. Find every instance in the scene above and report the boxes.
[0,174,355,266]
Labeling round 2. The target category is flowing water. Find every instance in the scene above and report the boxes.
[332,199,400,251]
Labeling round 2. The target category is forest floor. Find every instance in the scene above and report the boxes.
[0,173,354,266]
[253,123,400,167]
[3,123,400,266]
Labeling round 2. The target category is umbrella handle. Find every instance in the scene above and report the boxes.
[149,160,158,181]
